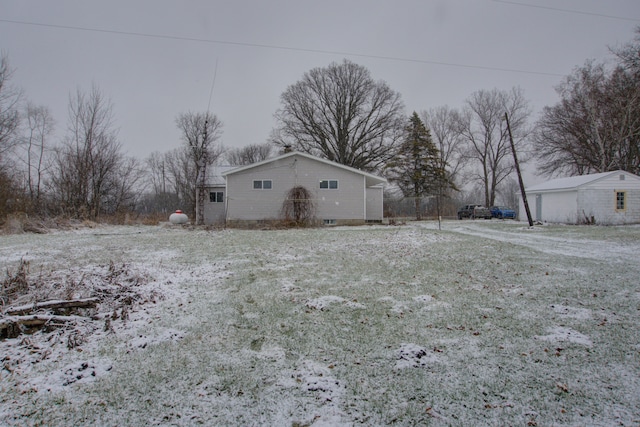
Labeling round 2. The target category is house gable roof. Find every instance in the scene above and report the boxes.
[222,151,387,187]
[525,170,640,192]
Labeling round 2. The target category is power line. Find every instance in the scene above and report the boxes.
[0,18,564,77]
[491,0,640,22]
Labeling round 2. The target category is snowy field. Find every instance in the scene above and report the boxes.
[1,220,639,426]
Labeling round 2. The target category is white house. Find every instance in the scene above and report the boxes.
[197,151,386,227]
[518,170,640,225]
[198,165,235,225]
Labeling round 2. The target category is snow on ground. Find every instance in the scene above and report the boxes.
[1,220,639,426]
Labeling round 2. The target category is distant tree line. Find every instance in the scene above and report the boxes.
[1,28,638,224]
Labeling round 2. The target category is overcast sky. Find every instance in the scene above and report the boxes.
[2,0,639,180]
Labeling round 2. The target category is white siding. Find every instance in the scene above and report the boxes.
[521,190,578,223]
[578,173,640,224]
[366,185,384,221]
[201,185,226,225]
[225,154,370,222]
[520,172,640,224]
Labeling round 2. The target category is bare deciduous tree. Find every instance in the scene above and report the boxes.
[101,156,143,215]
[496,177,520,209]
[272,59,405,172]
[459,87,531,207]
[613,27,640,77]
[161,147,193,213]
[534,61,640,176]
[421,106,466,192]
[175,111,223,223]
[0,54,23,218]
[142,151,179,214]
[49,85,125,219]
[0,54,22,157]
[19,103,54,211]
[225,143,273,166]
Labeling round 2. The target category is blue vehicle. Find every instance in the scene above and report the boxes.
[490,206,516,219]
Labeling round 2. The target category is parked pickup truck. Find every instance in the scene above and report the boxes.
[457,204,492,220]
[490,206,516,219]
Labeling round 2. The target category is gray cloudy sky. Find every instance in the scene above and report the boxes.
[2,0,639,171]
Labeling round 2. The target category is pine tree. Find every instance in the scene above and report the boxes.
[387,112,448,220]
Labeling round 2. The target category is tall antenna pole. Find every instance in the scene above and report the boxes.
[196,58,219,226]
[505,112,533,227]
[207,58,218,113]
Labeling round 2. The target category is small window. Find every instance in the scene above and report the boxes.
[620,174,625,181]
[323,219,337,225]
[319,179,338,189]
[616,191,626,211]
[209,191,224,203]
[253,180,272,190]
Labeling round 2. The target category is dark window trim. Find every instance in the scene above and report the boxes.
[319,179,338,189]
[616,190,626,211]
[253,179,272,190]
[209,191,224,203]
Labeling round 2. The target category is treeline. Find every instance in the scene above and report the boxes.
[1,29,638,224]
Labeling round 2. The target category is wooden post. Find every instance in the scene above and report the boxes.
[504,112,534,227]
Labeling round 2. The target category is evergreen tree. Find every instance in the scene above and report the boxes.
[387,112,448,220]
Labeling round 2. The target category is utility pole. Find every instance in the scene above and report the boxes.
[504,112,533,227]
[196,121,208,226]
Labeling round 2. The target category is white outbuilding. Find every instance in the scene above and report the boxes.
[519,170,640,225]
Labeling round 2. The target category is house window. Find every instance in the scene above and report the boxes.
[319,179,338,189]
[209,191,224,203]
[323,219,337,225]
[616,191,626,211]
[253,180,272,190]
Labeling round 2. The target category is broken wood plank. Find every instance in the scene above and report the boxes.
[4,297,99,316]
[0,314,87,328]
[1,314,88,338]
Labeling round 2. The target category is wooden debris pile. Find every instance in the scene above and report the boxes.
[1,259,155,340]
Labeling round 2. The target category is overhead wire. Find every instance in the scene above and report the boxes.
[491,0,640,23]
[0,18,564,77]
[3,0,638,79]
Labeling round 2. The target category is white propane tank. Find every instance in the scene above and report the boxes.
[169,209,188,225]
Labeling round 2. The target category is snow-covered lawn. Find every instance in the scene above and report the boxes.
[1,221,639,426]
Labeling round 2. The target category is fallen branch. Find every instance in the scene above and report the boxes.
[1,314,87,339]
[4,297,99,316]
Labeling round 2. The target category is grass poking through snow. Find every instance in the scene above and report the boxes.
[1,222,639,426]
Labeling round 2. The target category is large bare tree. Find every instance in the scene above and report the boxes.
[49,85,128,219]
[535,60,640,176]
[175,111,223,223]
[272,59,405,171]
[459,87,531,207]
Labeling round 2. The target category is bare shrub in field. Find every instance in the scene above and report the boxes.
[281,186,316,227]
[1,258,30,306]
